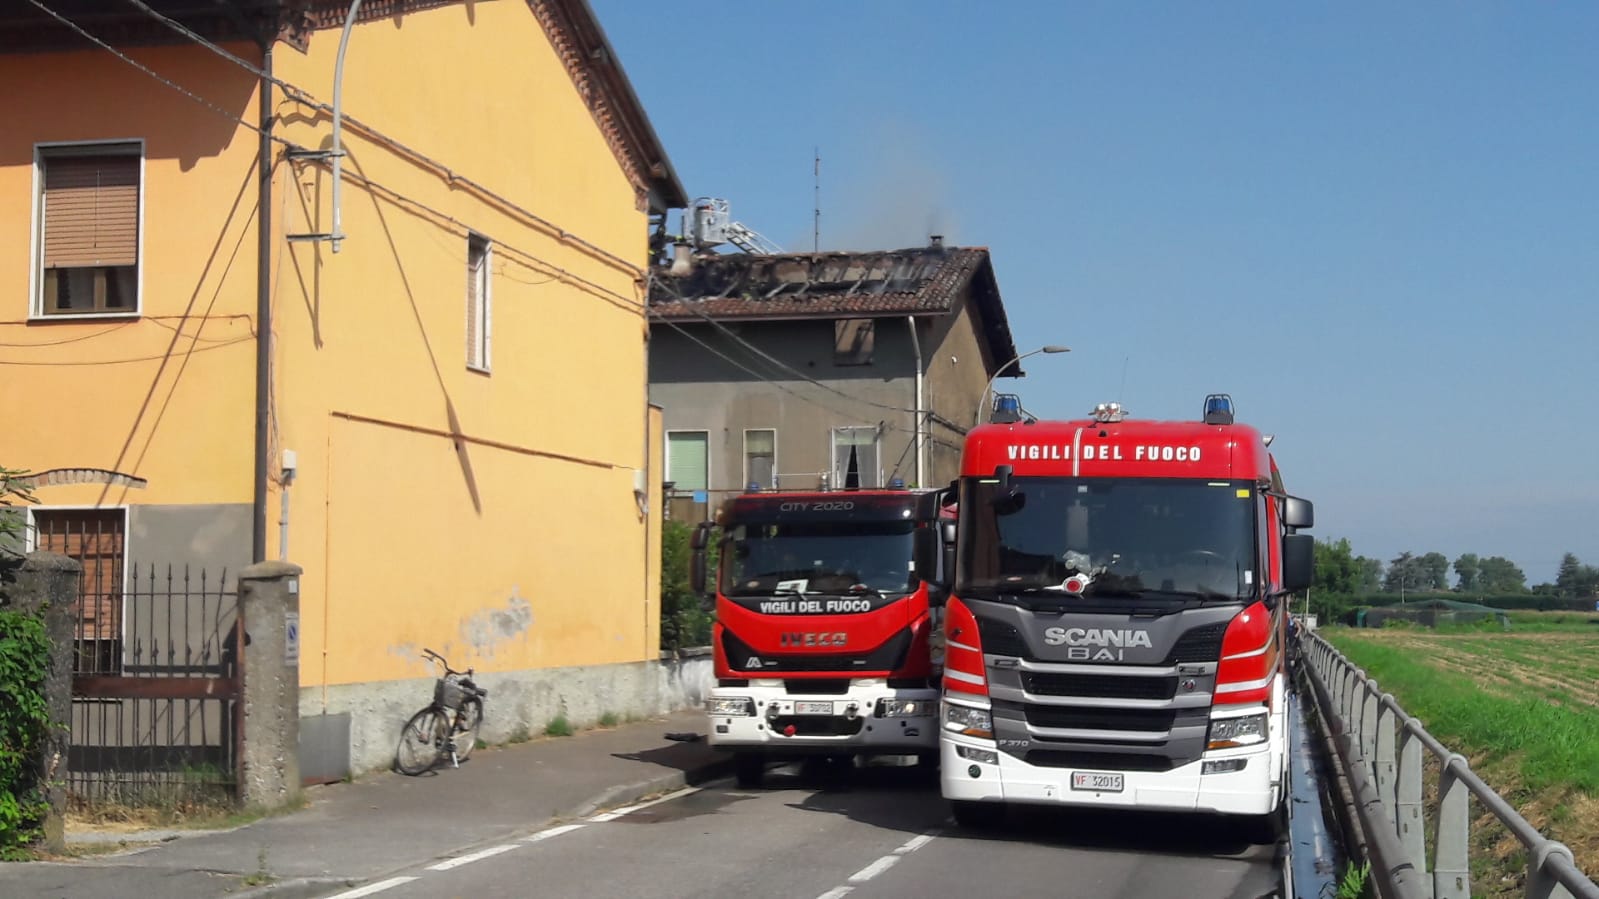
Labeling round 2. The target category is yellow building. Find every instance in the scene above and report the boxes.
[0,0,684,775]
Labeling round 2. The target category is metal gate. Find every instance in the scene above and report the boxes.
[35,511,241,807]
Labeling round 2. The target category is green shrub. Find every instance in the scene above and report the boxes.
[0,609,52,859]
[660,520,713,652]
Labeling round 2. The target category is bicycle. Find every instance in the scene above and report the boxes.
[394,648,488,776]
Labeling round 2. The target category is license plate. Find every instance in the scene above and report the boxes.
[793,701,834,715]
[1071,771,1124,792]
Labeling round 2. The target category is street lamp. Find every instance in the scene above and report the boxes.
[975,345,1070,427]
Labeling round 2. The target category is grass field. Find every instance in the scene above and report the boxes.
[1323,611,1599,895]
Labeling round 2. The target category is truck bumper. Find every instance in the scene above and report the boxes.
[707,682,939,755]
[941,732,1281,816]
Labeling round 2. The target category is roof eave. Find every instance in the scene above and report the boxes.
[556,0,687,211]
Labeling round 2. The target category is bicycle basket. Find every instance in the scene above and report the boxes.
[434,676,466,710]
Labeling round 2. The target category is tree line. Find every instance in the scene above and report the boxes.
[1306,539,1599,620]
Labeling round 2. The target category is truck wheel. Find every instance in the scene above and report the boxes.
[950,800,1005,830]
[1244,796,1288,845]
[734,753,765,789]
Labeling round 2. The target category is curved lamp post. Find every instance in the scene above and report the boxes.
[975,345,1070,427]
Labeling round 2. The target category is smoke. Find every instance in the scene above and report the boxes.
[812,122,960,252]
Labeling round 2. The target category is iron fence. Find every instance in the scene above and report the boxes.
[1300,630,1599,899]
[67,564,240,808]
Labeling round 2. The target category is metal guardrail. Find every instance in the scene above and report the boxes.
[1300,631,1599,899]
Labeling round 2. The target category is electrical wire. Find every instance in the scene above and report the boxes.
[0,335,252,366]
[123,0,646,279]
[650,274,922,416]
[31,0,645,322]
[0,321,136,347]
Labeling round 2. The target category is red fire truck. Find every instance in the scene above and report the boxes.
[938,395,1313,840]
[691,486,955,787]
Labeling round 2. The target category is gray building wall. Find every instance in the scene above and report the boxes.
[128,503,253,580]
[650,289,1005,502]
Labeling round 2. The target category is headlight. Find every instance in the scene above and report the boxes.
[878,699,933,718]
[942,702,993,739]
[706,697,755,717]
[1208,712,1268,749]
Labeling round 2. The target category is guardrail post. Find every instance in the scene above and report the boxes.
[1396,723,1428,890]
[1376,698,1398,832]
[1361,682,1379,778]
[1435,754,1472,899]
[1526,841,1579,899]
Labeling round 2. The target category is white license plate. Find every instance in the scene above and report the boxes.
[793,701,834,715]
[1071,771,1124,792]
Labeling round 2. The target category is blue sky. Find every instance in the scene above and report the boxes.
[595,1,1599,585]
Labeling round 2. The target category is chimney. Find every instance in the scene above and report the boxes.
[929,234,944,251]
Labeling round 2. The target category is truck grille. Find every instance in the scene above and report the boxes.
[720,629,911,674]
[1022,672,1177,701]
[976,618,1028,656]
[1163,622,1225,664]
[1025,706,1176,732]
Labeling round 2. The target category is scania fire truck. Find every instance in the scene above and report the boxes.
[692,487,955,787]
[938,395,1314,839]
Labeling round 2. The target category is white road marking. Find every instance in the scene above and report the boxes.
[848,855,900,883]
[425,844,520,871]
[816,888,855,899]
[523,823,586,842]
[323,877,419,899]
[896,832,937,854]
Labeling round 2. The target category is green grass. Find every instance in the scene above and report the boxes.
[545,714,573,738]
[1327,633,1599,794]
[598,711,620,728]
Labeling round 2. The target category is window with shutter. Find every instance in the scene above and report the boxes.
[31,509,126,674]
[36,144,142,317]
[667,431,709,492]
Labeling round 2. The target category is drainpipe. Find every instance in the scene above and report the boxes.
[252,41,274,563]
[906,316,924,488]
[329,0,363,253]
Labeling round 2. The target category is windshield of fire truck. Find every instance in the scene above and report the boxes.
[956,477,1258,600]
[720,520,917,597]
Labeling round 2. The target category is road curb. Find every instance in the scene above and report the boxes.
[566,753,735,820]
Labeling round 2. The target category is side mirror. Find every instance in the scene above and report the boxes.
[989,465,1026,515]
[689,521,714,599]
[1282,533,1314,593]
[1282,496,1314,530]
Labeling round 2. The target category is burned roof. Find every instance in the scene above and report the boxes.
[649,245,1020,371]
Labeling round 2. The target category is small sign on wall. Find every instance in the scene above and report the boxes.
[285,611,300,666]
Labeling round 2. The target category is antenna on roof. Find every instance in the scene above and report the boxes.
[813,147,821,254]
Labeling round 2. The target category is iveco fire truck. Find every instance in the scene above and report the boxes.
[938,395,1313,839]
[691,487,955,787]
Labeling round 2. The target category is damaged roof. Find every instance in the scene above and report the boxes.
[650,245,1021,372]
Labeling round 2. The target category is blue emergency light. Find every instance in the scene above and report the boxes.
[991,394,1023,424]
[1203,393,1234,425]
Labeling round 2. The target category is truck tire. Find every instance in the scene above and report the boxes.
[734,753,765,789]
[1244,795,1288,845]
[950,800,1006,830]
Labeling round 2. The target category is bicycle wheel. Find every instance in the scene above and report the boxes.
[395,708,444,776]
[451,697,484,762]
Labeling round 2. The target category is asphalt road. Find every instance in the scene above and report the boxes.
[316,760,1287,899]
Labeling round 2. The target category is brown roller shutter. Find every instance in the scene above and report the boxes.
[43,155,139,269]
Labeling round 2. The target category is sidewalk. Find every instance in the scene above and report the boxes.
[0,710,730,899]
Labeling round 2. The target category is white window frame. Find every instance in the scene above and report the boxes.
[665,428,711,494]
[830,425,881,489]
[467,233,492,373]
[30,139,147,320]
[742,428,777,490]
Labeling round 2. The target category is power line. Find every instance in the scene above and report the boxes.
[122,0,644,279]
[0,336,252,366]
[25,0,293,149]
[646,308,897,428]
[651,277,921,417]
[31,0,645,320]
